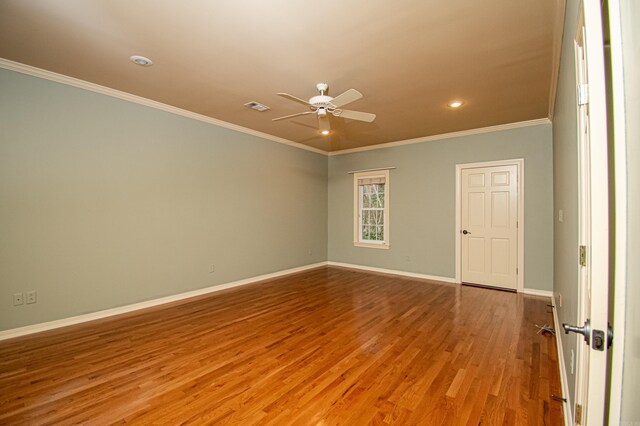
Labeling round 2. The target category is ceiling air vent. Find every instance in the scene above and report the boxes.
[244,101,270,112]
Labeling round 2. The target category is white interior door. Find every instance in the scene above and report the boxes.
[461,164,518,290]
[568,2,610,424]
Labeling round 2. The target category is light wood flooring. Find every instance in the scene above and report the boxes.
[0,266,564,425]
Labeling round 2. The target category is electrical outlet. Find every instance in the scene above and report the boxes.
[208,264,215,273]
[307,249,312,256]
[558,209,564,222]
[26,290,37,304]
[13,292,24,306]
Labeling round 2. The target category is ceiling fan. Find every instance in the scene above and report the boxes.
[273,83,376,135]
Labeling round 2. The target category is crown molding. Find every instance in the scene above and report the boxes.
[328,118,552,156]
[0,58,328,156]
[1,58,553,158]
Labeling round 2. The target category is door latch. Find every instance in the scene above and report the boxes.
[591,323,614,351]
[564,319,613,351]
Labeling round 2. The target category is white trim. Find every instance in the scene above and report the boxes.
[352,242,390,250]
[329,118,551,156]
[522,288,554,298]
[0,59,554,158]
[0,58,327,156]
[574,3,610,423]
[353,169,390,249]
[327,261,457,284]
[347,167,396,174]
[455,159,525,292]
[552,298,574,426]
[0,262,327,341]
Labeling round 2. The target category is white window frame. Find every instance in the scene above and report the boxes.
[353,169,390,249]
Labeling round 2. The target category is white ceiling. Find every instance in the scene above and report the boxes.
[0,0,565,152]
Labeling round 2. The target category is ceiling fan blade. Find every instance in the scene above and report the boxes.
[329,89,363,108]
[277,93,311,106]
[272,111,315,121]
[332,109,376,122]
[318,116,331,134]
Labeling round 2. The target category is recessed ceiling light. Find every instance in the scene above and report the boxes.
[130,55,153,66]
[321,130,330,135]
[448,100,464,108]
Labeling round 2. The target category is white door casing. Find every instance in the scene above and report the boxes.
[571,1,610,424]
[456,160,523,292]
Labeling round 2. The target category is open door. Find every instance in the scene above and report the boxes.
[562,2,611,424]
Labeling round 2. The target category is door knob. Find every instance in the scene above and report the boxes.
[562,319,591,344]
[462,230,471,235]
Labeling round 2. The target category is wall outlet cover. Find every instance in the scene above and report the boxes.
[13,292,24,306]
[26,290,37,304]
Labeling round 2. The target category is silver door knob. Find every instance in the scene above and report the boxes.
[563,319,591,343]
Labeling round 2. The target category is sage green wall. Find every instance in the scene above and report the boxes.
[0,69,328,331]
[328,124,554,291]
[552,0,580,411]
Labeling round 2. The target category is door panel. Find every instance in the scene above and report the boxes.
[468,237,485,272]
[491,192,510,228]
[570,3,610,424]
[461,164,518,290]
[491,238,510,275]
[468,193,485,227]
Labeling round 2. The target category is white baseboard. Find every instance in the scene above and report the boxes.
[0,262,327,341]
[551,297,573,426]
[326,261,458,284]
[522,288,555,298]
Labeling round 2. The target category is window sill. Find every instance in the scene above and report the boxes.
[353,242,390,250]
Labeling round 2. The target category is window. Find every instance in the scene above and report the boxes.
[353,170,389,249]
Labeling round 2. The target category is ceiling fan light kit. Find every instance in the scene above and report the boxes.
[273,83,376,135]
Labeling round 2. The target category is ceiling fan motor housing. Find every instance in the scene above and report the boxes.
[309,95,334,109]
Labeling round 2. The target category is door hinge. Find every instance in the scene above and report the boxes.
[579,245,587,267]
[516,267,518,275]
[578,84,589,105]
[575,403,583,424]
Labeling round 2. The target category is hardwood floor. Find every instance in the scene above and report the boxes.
[0,267,563,425]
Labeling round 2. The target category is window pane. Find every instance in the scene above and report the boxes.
[362,225,370,240]
[376,225,384,240]
[371,194,379,208]
[363,191,371,208]
[376,210,384,225]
